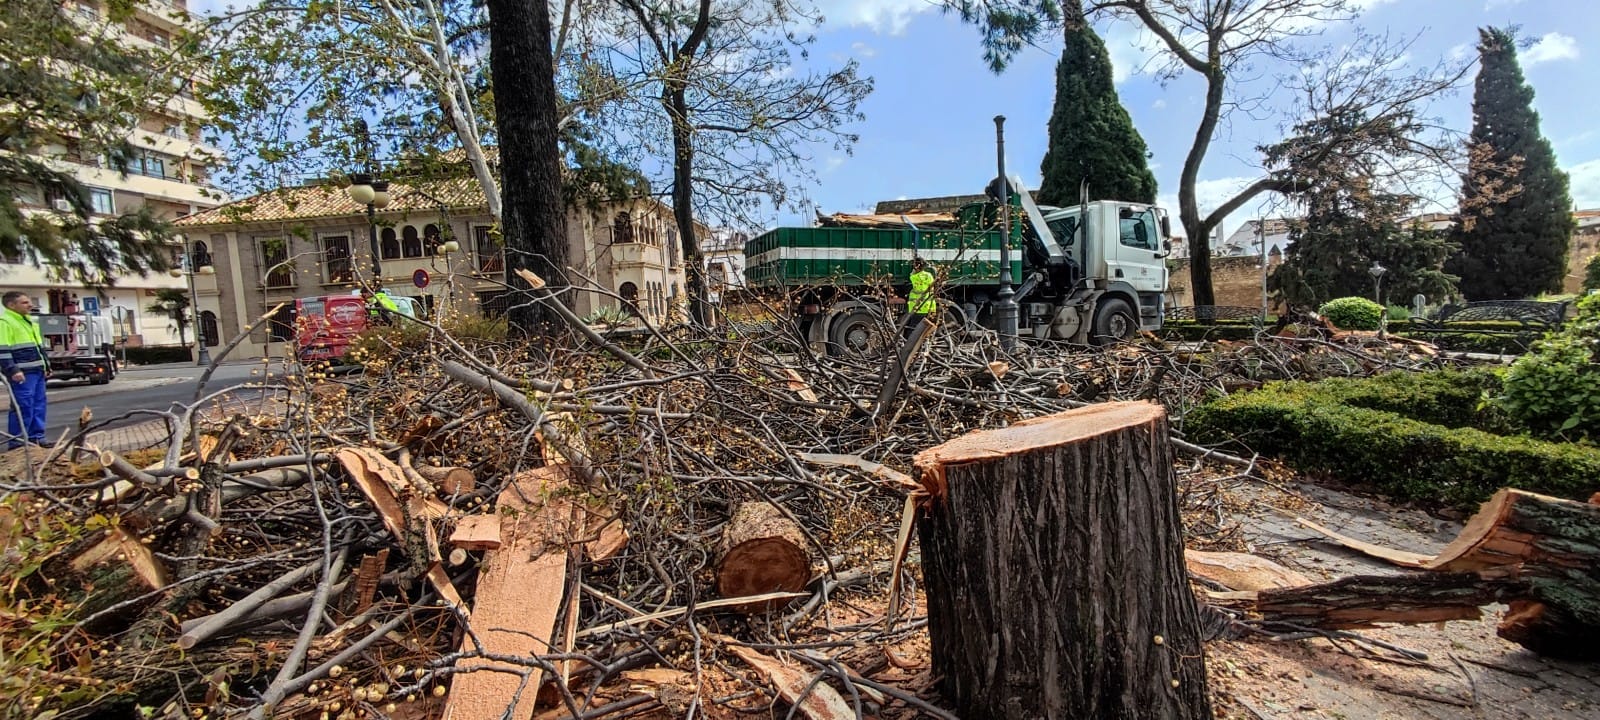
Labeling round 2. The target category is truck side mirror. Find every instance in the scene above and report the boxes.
[1160,215,1172,239]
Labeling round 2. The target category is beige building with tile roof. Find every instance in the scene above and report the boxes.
[174,178,705,360]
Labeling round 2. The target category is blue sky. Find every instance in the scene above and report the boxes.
[190,0,1599,236]
[792,0,1600,235]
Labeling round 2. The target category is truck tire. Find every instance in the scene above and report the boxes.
[1091,298,1137,346]
[827,307,889,356]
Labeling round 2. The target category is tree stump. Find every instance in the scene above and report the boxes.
[716,502,812,612]
[914,401,1212,719]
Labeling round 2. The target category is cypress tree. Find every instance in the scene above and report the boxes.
[1036,0,1156,206]
[1450,27,1574,300]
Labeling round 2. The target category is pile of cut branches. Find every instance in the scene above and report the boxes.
[0,290,1459,720]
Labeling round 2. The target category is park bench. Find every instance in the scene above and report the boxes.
[1408,300,1569,352]
[1164,305,1263,323]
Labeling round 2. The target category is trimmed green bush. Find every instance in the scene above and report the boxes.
[1584,254,1599,293]
[1318,296,1384,330]
[1385,304,1411,322]
[1494,293,1600,442]
[121,345,194,365]
[1186,373,1600,507]
[1296,369,1511,431]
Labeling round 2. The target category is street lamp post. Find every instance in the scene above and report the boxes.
[993,115,1018,351]
[1369,261,1388,305]
[345,119,392,288]
[172,239,215,366]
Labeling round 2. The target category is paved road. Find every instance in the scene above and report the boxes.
[7,360,281,440]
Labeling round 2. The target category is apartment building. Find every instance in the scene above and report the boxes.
[2,0,223,347]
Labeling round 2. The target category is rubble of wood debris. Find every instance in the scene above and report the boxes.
[0,293,1592,720]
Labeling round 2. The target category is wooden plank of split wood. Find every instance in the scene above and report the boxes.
[1294,517,1433,568]
[1185,549,1312,592]
[70,526,168,590]
[442,465,575,720]
[449,515,503,550]
[726,643,855,720]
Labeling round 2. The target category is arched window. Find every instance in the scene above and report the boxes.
[424,223,442,256]
[381,228,400,259]
[402,226,422,258]
[619,282,639,315]
[614,212,634,243]
[200,311,219,347]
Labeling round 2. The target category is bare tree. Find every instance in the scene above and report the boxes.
[948,0,1465,305]
[595,0,871,325]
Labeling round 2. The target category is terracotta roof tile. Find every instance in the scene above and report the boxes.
[176,177,487,227]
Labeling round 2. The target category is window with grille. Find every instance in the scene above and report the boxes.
[323,235,353,283]
[259,238,294,288]
[473,225,503,273]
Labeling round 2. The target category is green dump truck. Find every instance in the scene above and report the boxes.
[744,178,1172,351]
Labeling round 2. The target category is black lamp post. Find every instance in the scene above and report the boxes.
[993,115,1018,351]
[1369,261,1388,305]
[345,119,391,287]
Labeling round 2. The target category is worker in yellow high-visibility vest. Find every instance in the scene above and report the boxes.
[904,257,937,339]
[1,291,50,449]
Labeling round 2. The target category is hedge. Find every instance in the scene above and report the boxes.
[1185,376,1600,507]
[1396,331,1533,355]
[121,345,194,365]
[1280,369,1511,431]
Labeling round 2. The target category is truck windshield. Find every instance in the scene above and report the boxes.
[1119,208,1158,251]
[1045,215,1078,247]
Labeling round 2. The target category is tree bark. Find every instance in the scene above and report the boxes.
[1254,573,1518,629]
[913,401,1212,719]
[485,0,567,333]
[716,501,812,612]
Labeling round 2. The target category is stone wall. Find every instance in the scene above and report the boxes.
[1166,254,1282,309]
[1566,229,1598,294]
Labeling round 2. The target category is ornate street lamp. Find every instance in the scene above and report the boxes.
[345,119,392,287]
[170,242,216,365]
[1368,261,1388,305]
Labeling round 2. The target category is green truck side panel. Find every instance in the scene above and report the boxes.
[744,226,1025,288]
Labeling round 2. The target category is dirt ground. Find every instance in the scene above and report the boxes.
[1207,480,1600,720]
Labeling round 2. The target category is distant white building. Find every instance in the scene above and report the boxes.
[702,228,750,303]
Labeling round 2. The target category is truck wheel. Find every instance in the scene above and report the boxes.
[827,307,888,356]
[1091,298,1137,346]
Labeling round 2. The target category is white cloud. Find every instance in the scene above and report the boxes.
[1448,42,1474,62]
[850,41,878,59]
[825,157,846,172]
[1567,159,1600,210]
[814,0,934,35]
[1523,33,1580,66]
[1484,0,1528,9]
[1152,99,1167,110]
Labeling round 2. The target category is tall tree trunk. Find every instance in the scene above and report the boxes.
[485,0,567,333]
[914,402,1213,719]
[666,84,709,326]
[1181,69,1227,308]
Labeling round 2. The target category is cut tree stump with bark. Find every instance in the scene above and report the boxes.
[716,501,812,612]
[914,401,1213,720]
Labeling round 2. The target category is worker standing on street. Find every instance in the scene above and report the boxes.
[363,287,400,324]
[1,291,50,449]
[904,257,937,339]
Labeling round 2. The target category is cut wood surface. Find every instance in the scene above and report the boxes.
[914,401,1212,719]
[442,465,575,720]
[1295,517,1433,568]
[419,464,475,495]
[449,515,503,550]
[1186,549,1312,591]
[716,502,812,612]
[71,527,168,590]
[726,643,855,720]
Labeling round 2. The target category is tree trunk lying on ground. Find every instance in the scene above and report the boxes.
[716,501,812,613]
[915,401,1213,720]
[1281,489,1600,660]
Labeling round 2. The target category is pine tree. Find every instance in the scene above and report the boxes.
[1036,1,1156,206]
[1450,27,1574,300]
